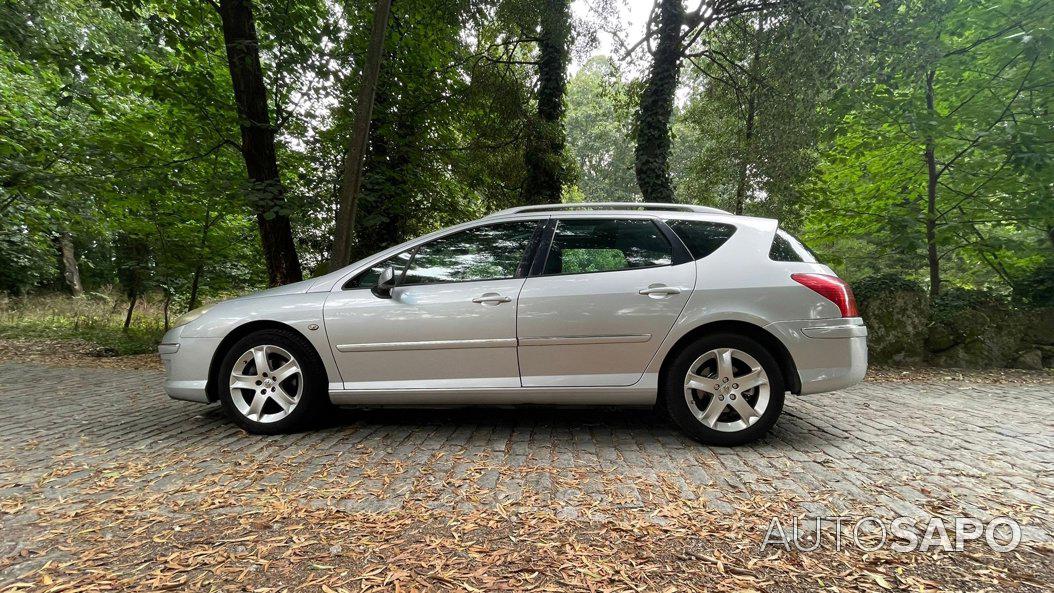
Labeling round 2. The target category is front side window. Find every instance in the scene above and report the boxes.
[542,219,673,275]
[345,250,413,289]
[401,221,539,285]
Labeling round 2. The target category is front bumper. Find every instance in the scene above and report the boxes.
[765,318,868,395]
[159,325,222,404]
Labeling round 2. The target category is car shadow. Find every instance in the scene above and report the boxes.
[196,401,826,448]
[313,405,673,432]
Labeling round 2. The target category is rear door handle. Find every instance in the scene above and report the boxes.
[472,294,512,304]
[639,285,682,297]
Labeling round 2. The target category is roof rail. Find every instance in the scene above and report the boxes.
[486,202,731,217]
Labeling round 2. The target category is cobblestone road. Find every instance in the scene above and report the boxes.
[1,361,1052,585]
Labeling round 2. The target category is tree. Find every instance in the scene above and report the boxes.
[330,0,392,270]
[565,57,639,202]
[213,0,303,286]
[674,4,847,218]
[521,0,573,204]
[313,0,536,262]
[633,0,686,203]
[631,0,780,203]
[803,0,1053,298]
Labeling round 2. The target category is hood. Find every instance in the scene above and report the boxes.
[228,277,318,302]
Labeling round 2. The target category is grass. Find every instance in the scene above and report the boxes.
[0,291,167,356]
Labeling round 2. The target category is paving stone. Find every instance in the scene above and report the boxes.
[0,362,1051,548]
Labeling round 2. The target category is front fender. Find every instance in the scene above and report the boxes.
[182,293,342,393]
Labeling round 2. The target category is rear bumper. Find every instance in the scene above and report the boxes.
[159,326,220,404]
[765,318,868,395]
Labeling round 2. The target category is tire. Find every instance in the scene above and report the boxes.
[217,328,329,434]
[663,333,785,446]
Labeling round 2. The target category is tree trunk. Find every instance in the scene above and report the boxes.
[124,292,137,331]
[330,0,393,270]
[188,263,204,312]
[347,88,414,261]
[188,208,214,312]
[733,93,756,215]
[634,0,685,203]
[924,69,941,300]
[162,291,171,331]
[522,0,571,205]
[55,231,84,297]
[217,0,302,286]
[733,27,763,215]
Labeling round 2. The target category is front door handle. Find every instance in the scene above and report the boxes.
[472,293,512,305]
[639,285,682,297]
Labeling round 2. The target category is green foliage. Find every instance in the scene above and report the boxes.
[1,0,1050,360]
[0,211,57,294]
[1014,259,1054,307]
[801,0,1053,296]
[931,287,1010,321]
[853,273,925,304]
[674,2,850,219]
[0,292,165,355]
[561,248,625,274]
[565,57,639,202]
[633,0,684,204]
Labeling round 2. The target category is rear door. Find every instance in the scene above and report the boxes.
[516,216,696,387]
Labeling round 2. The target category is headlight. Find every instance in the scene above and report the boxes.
[172,306,212,328]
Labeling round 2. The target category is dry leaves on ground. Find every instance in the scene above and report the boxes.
[2,447,1052,592]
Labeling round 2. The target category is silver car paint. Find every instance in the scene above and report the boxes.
[160,209,867,405]
[324,277,526,390]
[517,259,695,387]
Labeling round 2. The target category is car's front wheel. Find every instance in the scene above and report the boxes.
[663,333,785,446]
[217,329,328,434]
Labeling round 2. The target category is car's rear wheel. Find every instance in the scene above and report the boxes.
[663,333,785,446]
[217,329,328,434]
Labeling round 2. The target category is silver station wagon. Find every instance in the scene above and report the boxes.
[160,203,867,445]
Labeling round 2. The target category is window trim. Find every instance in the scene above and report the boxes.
[394,219,545,288]
[532,217,681,278]
[654,219,693,265]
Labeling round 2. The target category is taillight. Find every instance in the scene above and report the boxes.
[791,273,859,318]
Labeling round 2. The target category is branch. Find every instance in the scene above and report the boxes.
[935,55,1038,179]
[941,2,1047,58]
[0,192,21,214]
[102,140,236,178]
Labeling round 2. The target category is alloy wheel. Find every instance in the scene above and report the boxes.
[228,345,303,423]
[683,347,770,433]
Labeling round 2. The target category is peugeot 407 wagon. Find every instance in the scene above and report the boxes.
[160,202,867,445]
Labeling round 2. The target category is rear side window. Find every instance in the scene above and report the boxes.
[665,220,737,260]
[769,230,817,263]
[542,219,672,275]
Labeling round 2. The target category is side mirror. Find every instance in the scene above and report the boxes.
[371,266,396,299]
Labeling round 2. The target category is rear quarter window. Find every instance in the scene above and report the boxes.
[665,220,737,260]
[769,230,817,263]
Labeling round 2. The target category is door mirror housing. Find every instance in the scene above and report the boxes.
[371,266,397,299]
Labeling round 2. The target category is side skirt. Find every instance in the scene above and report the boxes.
[328,384,657,407]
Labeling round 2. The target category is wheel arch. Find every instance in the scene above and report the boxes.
[657,320,801,405]
[205,320,329,403]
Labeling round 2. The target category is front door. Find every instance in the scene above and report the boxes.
[517,217,696,387]
[324,220,541,391]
